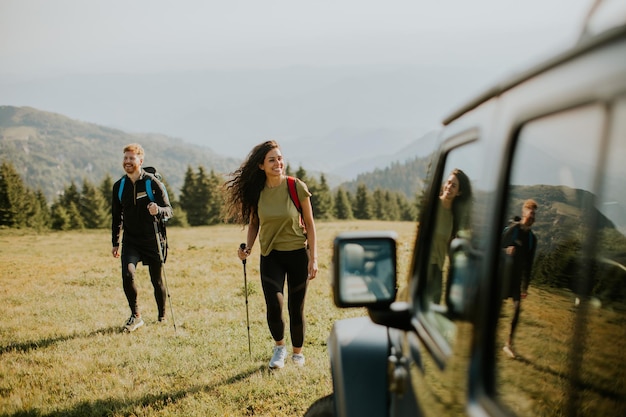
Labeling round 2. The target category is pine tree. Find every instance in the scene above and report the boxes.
[51,182,83,230]
[334,188,353,220]
[193,166,212,226]
[372,188,386,220]
[51,204,72,230]
[61,182,82,207]
[398,193,417,221]
[180,166,222,226]
[206,169,224,225]
[80,179,108,228]
[312,174,334,219]
[295,166,308,183]
[353,184,372,220]
[384,190,401,221]
[0,162,31,227]
[67,202,85,229]
[99,174,114,215]
[159,173,187,227]
[27,189,51,230]
[179,166,202,226]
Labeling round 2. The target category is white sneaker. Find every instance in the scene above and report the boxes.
[291,353,305,367]
[124,315,144,332]
[503,344,516,359]
[269,345,287,369]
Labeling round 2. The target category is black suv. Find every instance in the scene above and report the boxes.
[306,2,626,416]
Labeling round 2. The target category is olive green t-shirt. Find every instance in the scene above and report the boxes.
[430,201,453,268]
[257,178,311,256]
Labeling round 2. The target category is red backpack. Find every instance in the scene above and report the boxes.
[287,176,306,236]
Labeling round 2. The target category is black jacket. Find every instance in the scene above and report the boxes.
[111,170,173,249]
[501,221,537,294]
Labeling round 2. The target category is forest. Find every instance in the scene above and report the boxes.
[0,161,420,230]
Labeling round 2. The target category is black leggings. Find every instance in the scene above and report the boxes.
[121,245,166,318]
[260,248,309,348]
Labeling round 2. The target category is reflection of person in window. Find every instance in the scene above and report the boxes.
[428,169,472,304]
[501,199,537,359]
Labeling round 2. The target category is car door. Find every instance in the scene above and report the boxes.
[400,100,626,417]
[491,100,626,416]
[400,129,492,417]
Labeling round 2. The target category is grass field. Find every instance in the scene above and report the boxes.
[0,221,417,417]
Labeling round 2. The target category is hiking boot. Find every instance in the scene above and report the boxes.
[269,345,287,369]
[124,315,144,332]
[291,353,305,367]
[503,344,516,359]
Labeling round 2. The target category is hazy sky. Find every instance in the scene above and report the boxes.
[0,0,596,162]
[1,0,592,78]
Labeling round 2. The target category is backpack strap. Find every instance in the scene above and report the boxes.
[287,176,302,213]
[118,175,157,203]
[287,176,307,233]
[145,178,155,202]
[118,177,126,202]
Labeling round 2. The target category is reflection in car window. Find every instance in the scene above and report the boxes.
[422,141,481,347]
[583,97,626,416]
[495,103,626,415]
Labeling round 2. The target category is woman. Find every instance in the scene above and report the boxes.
[223,140,318,369]
[428,168,472,304]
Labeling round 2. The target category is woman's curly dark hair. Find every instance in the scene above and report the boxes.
[449,168,472,236]
[222,140,279,225]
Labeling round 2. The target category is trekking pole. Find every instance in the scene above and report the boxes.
[154,218,177,332]
[240,243,252,357]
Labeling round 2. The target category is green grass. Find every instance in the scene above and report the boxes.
[0,221,416,417]
[496,286,626,416]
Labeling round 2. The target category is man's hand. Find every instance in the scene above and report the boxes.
[148,202,159,216]
[112,246,120,258]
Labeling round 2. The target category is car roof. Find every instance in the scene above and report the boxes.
[442,0,626,126]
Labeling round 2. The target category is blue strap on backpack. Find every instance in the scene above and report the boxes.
[117,177,155,203]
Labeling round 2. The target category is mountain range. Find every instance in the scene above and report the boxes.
[0,105,438,202]
[0,65,481,159]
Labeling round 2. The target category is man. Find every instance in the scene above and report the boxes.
[111,144,173,332]
[501,199,538,358]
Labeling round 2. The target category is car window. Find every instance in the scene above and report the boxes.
[420,139,483,350]
[494,102,626,415]
[581,97,626,415]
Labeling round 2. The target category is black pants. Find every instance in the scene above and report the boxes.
[121,245,166,318]
[260,248,309,348]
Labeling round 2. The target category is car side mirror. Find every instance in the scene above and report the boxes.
[332,231,398,308]
[446,237,480,321]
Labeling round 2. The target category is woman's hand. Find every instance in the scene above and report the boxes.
[238,245,251,261]
[307,257,318,279]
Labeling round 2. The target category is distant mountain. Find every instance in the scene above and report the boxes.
[325,129,439,179]
[337,156,433,199]
[0,106,240,201]
[0,65,476,160]
[1,106,444,202]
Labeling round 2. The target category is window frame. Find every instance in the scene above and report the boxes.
[411,129,480,367]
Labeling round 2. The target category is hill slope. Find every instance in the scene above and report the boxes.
[0,106,240,201]
[1,106,442,202]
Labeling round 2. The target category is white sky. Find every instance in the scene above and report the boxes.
[0,0,592,77]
